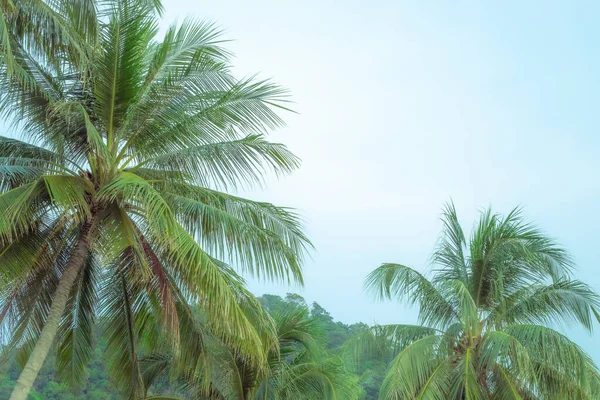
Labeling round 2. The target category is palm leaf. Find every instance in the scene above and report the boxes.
[365,263,456,328]
[487,280,600,331]
[133,134,299,190]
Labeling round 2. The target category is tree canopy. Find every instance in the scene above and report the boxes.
[354,203,600,399]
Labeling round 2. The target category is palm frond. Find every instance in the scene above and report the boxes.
[0,3,15,73]
[160,184,308,283]
[132,134,300,190]
[100,263,146,399]
[379,335,445,399]
[470,206,573,309]
[365,263,456,328]
[347,324,440,365]
[0,180,48,243]
[150,223,267,363]
[56,252,99,389]
[43,174,93,222]
[93,0,158,154]
[97,172,178,236]
[487,280,600,331]
[502,324,595,380]
[121,78,291,172]
[115,19,229,146]
[272,354,362,400]
[431,201,469,284]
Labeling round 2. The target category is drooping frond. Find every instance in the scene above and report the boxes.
[55,252,99,389]
[365,263,456,328]
[99,261,146,399]
[0,224,77,371]
[502,324,595,386]
[344,324,440,367]
[160,183,309,282]
[0,180,48,243]
[139,219,267,362]
[43,174,93,222]
[120,77,292,181]
[131,133,300,190]
[270,353,363,400]
[379,335,447,399]
[478,330,535,397]
[0,136,63,162]
[0,220,74,342]
[487,280,600,332]
[0,135,78,190]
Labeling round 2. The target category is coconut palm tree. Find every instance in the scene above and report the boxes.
[0,0,310,398]
[142,303,362,399]
[354,203,600,399]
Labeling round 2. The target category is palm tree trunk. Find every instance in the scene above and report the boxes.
[10,219,97,400]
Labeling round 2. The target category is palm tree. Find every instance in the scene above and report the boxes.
[354,203,600,399]
[0,0,310,398]
[216,306,362,400]
[143,302,362,399]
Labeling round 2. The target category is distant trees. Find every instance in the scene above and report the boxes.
[0,339,120,399]
[260,295,368,351]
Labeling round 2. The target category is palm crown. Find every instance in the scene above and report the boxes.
[357,203,600,399]
[0,0,310,398]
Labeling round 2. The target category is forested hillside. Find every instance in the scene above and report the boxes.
[0,294,383,399]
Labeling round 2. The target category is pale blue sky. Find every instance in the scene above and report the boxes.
[160,0,600,360]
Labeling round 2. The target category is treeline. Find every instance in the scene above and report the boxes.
[0,294,382,399]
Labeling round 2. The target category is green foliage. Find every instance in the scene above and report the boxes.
[0,295,358,398]
[355,203,600,399]
[0,0,310,397]
[1,293,374,398]
[139,294,363,399]
[260,294,377,399]
[1,338,121,399]
[3,280,598,399]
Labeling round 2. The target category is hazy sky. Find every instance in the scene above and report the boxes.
[3,0,599,361]
[159,0,600,360]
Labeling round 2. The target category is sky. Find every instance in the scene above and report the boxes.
[158,0,600,360]
[3,0,600,361]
